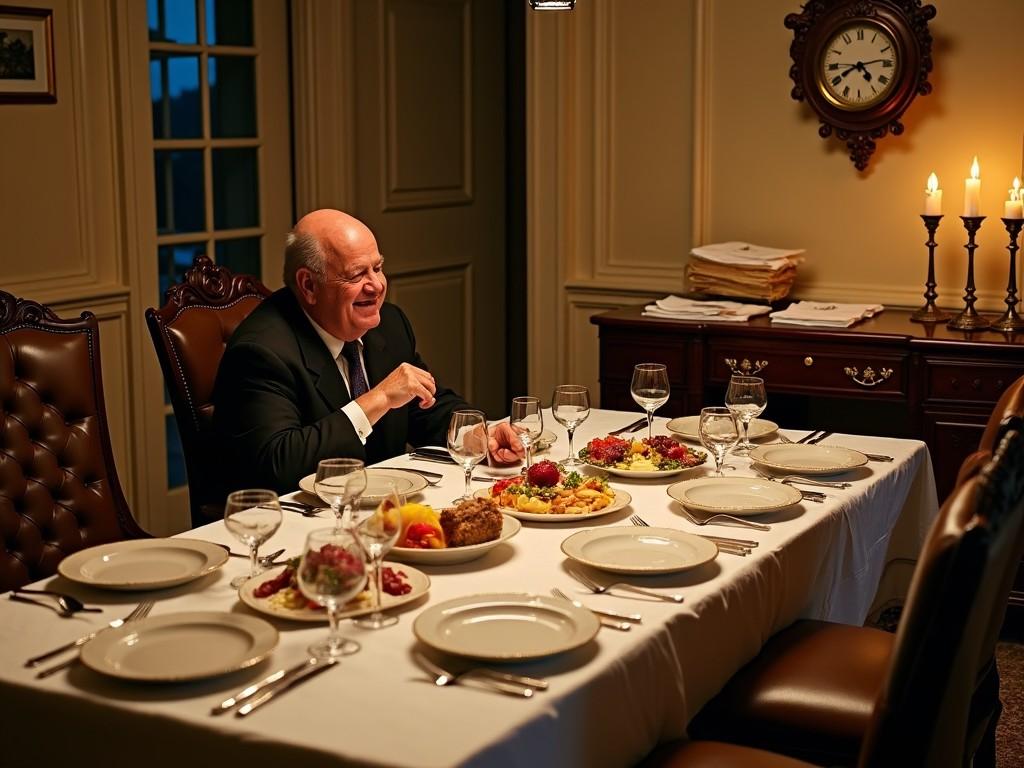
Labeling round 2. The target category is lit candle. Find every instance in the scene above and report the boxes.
[924,172,942,215]
[963,156,981,216]
[1005,176,1023,219]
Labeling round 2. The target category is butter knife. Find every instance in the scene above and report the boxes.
[236,658,339,717]
[26,612,136,667]
[212,658,314,715]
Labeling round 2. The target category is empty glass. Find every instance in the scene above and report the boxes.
[725,375,767,454]
[698,407,740,477]
[224,489,282,588]
[631,363,670,441]
[447,409,488,501]
[352,483,404,630]
[552,385,590,468]
[510,396,544,470]
[297,528,367,659]
[314,458,367,530]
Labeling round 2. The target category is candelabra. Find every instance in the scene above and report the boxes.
[910,214,949,323]
[989,217,1024,332]
[946,216,991,331]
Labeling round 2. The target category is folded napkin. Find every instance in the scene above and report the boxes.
[642,295,772,323]
[770,301,884,328]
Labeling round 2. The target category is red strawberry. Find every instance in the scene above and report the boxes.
[527,460,561,487]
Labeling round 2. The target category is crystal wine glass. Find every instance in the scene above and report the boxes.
[447,409,488,501]
[297,527,367,659]
[552,384,590,468]
[314,458,367,530]
[631,363,670,441]
[510,396,543,470]
[698,407,740,477]
[224,489,282,589]
[352,483,404,630]
[725,375,767,454]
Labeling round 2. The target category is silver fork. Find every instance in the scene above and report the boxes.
[749,468,850,489]
[677,507,771,531]
[566,566,684,604]
[413,652,536,697]
[629,515,750,555]
[35,601,155,679]
[550,587,641,624]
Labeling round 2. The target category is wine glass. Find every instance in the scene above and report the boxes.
[447,409,488,501]
[552,384,590,468]
[224,489,282,589]
[631,363,670,441]
[314,458,367,530]
[510,396,543,470]
[352,482,404,630]
[725,375,767,454]
[698,407,740,477]
[296,527,367,659]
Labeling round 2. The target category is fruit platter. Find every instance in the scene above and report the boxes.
[389,499,521,565]
[578,435,707,478]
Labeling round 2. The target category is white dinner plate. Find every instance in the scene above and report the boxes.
[390,514,521,565]
[666,477,803,516]
[79,611,278,682]
[299,468,428,503]
[413,593,600,661]
[238,561,430,623]
[584,454,707,479]
[474,488,632,523]
[747,444,868,475]
[58,539,229,591]
[666,416,779,442]
[561,527,719,575]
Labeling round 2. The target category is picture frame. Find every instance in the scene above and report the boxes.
[0,5,55,104]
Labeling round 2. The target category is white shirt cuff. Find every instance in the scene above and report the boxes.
[341,401,373,444]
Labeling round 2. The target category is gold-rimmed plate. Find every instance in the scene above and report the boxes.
[561,527,718,574]
[667,477,802,516]
[474,488,632,523]
[57,539,229,591]
[298,467,428,503]
[748,444,868,475]
[667,416,779,442]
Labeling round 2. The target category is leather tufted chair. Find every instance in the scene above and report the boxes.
[0,291,147,592]
[979,374,1024,452]
[679,428,1024,768]
[145,255,271,529]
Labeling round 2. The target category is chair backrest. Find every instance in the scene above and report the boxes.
[858,427,1024,767]
[980,374,1024,452]
[0,291,147,591]
[145,255,271,529]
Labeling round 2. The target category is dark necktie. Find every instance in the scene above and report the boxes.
[341,342,369,399]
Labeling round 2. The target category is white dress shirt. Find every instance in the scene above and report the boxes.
[302,310,373,443]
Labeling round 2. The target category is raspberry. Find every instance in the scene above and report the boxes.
[527,460,561,487]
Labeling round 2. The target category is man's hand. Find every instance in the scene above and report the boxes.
[488,422,525,466]
[356,362,437,424]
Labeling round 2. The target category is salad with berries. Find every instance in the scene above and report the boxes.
[486,460,618,516]
[579,435,706,475]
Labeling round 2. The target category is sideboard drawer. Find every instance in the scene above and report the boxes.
[925,360,1024,404]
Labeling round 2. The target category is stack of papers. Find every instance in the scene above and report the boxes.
[770,301,884,328]
[642,295,772,323]
[687,242,804,302]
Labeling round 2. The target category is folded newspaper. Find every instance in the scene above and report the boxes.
[642,295,772,323]
[769,301,884,328]
[687,242,805,302]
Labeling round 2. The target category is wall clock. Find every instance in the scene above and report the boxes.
[785,0,936,171]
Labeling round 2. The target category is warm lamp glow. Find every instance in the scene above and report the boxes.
[1012,177,1022,202]
[970,156,980,180]
[927,173,939,194]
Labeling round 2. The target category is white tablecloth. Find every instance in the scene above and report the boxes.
[0,409,937,768]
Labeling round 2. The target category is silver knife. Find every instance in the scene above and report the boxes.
[212,658,315,715]
[236,658,339,717]
[26,612,136,667]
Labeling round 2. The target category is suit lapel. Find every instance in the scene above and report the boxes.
[279,291,352,409]
[361,326,389,388]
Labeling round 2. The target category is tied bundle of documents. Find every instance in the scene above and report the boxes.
[687,242,805,302]
[643,295,772,323]
[770,301,884,328]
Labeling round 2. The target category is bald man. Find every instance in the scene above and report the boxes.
[213,209,523,498]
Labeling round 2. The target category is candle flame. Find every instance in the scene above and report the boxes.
[927,172,939,193]
[1013,177,1022,202]
[970,156,980,179]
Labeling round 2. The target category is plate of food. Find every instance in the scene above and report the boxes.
[666,416,779,442]
[747,444,868,475]
[298,467,428,503]
[578,435,707,478]
[238,560,430,622]
[475,460,631,522]
[389,498,521,565]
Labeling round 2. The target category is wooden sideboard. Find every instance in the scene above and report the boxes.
[592,306,1024,630]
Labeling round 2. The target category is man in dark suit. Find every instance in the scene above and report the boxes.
[214,209,523,495]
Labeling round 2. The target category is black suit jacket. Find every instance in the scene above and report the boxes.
[213,289,469,495]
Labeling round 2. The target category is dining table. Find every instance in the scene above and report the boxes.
[0,408,938,768]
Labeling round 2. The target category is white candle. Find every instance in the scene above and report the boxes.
[1005,176,1023,219]
[964,156,981,216]
[924,172,942,215]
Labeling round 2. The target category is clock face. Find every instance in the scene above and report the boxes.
[820,23,899,110]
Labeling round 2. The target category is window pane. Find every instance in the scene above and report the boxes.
[212,148,259,229]
[209,56,255,138]
[207,0,253,46]
[150,54,201,139]
[155,150,205,234]
[148,0,198,44]
[215,237,261,278]
[157,242,207,303]
[165,413,187,489]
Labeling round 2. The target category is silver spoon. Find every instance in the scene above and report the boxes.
[15,588,102,615]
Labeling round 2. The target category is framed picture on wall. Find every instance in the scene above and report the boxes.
[0,5,55,103]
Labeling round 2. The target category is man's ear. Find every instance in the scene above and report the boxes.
[295,267,317,305]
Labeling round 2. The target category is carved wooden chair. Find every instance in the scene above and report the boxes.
[0,291,148,591]
[145,255,271,529]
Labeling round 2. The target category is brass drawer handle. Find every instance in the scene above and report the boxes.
[724,358,768,375]
[843,365,894,388]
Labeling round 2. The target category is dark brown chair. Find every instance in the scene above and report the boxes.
[145,255,271,529]
[648,427,1024,768]
[0,291,147,592]
[980,373,1024,452]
